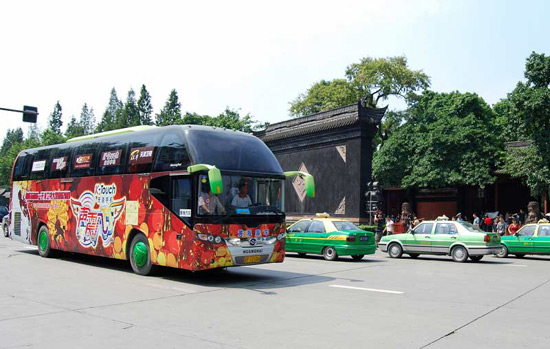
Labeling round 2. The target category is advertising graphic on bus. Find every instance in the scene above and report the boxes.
[7,125,315,275]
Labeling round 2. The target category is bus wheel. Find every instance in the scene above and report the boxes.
[129,234,153,276]
[37,225,54,258]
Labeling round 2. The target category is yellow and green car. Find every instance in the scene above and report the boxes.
[497,221,550,258]
[379,219,501,262]
[286,215,376,261]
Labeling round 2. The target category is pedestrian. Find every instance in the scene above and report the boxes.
[507,218,521,236]
[496,216,507,236]
[456,213,463,222]
[483,214,493,233]
[383,216,394,236]
[518,208,526,225]
[472,212,480,229]
[374,213,384,246]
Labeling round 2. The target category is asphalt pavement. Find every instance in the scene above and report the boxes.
[1,237,550,348]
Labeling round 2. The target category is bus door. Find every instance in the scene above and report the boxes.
[10,153,33,244]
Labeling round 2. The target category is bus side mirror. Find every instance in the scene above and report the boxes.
[284,171,315,198]
[187,164,223,195]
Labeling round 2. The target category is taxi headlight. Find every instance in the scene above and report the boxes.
[277,233,286,241]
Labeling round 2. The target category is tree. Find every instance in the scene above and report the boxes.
[48,101,63,134]
[79,103,95,135]
[41,129,65,146]
[137,84,154,125]
[373,91,499,189]
[96,88,122,132]
[65,115,85,139]
[289,56,430,117]
[498,51,550,197]
[119,89,139,128]
[156,89,182,126]
[1,128,24,154]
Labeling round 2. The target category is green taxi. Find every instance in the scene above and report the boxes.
[497,221,550,258]
[379,219,501,262]
[286,214,376,261]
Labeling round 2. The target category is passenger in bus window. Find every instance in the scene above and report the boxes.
[198,181,226,215]
[231,182,252,210]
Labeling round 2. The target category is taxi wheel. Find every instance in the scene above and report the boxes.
[451,246,468,263]
[388,243,403,258]
[351,255,364,261]
[322,247,338,261]
[496,245,509,258]
[515,254,525,259]
[408,253,419,259]
[37,225,54,258]
[129,234,153,276]
[469,255,483,262]
[3,223,8,237]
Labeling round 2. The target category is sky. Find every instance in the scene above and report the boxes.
[1,0,549,143]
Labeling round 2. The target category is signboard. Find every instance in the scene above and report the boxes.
[100,150,122,167]
[31,160,46,172]
[129,146,154,165]
[74,154,92,169]
[52,156,68,171]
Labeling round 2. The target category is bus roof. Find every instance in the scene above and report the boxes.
[67,125,157,143]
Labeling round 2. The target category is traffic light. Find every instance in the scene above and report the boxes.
[23,106,38,123]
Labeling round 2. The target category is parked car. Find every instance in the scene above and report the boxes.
[497,221,550,258]
[379,219,501,262]
[286,214,376,261]
[2,214,7,238]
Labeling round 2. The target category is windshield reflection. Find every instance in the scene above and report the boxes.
[198,175,284,216]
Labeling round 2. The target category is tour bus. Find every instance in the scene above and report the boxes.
[8,125,314,275]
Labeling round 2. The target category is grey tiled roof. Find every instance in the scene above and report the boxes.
[255,102,386,142]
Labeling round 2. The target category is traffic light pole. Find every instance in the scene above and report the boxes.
[0,106,38,123]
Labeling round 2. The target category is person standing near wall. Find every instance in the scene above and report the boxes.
[383,216,394,236]
[374,212,384,246]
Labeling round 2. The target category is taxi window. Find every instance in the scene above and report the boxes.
[538,226,550,237]
[307,221,326,234]
[288,221,310,233]
[435,223,458,235]
[518,225,536,236]
[413,223,433,234]
[333,221,361,231]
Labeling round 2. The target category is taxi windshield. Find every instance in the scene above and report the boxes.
[197,175,284,216]
[458,221,484,232]
[333,221,361,231]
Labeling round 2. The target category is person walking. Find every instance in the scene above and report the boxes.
[472,213,480,229]
[374,213,384,246]
[507,218,521,236]
[496,216,507,236]
[383,216,394,236]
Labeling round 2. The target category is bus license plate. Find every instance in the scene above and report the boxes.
[244,255,261,263]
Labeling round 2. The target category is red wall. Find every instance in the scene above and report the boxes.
[417,201,457,220]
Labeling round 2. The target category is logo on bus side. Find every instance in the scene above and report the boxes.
[70,183,126,249]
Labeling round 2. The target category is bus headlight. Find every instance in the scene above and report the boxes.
[227,238,241,246]
[197,233,224,244]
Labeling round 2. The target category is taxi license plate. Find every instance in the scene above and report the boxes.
[244,255,261,263]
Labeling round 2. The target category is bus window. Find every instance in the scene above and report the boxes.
[71,144,98,177]
[98,142,127,176]
[153,132,189,172]
[49,147,71,179]
[29,149,49,180]
[13,153,33,181]
[172,177,192,225]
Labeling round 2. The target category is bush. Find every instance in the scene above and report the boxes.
[359,225,376,232]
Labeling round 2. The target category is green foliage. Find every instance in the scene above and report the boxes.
[289,56,430,117]
[79,103,95,135]
[373,91,499,189]
[119,89,139,128]
[65,115,85,139]
[358,225,376,232]
[41,129,65,146]
[498,51,550,197]
[1,128,24,154]
[289,79,357,117]
[48,101,63,134]
[156,89,182,126]
[137,85,154,126]
[182,108,262,132]
[97,88,123,132]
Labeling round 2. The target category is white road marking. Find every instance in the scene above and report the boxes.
[504,264,527,267]
[330,285,404,294]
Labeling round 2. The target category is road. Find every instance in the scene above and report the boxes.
[1,236,550,348]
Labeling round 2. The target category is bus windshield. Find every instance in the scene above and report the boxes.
[198,175,284,216]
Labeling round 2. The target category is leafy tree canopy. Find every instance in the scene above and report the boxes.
[156,89,182,126]
[137,84,154,126]
[373,91,499,189]
[289,56,430,117]
[48,101,63,134]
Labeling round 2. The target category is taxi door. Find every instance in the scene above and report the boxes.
[286,220,311,252]
[304,220,327,254]
[406,222,433,253]
[508,225,536,254]
[431,222,458,254]
[533,225,550,254]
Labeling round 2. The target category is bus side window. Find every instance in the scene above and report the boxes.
[172,177,192,225]
[71,144,98,177]
[29,149,49,180]
[153,133,189,172]
[49,147,71,179]
[13,153,32,181]
[97,142,127,176]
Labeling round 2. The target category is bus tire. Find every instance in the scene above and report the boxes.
[129,234,153,276]
[37,225,54,258]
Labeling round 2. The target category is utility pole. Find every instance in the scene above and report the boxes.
[0,106,39,123]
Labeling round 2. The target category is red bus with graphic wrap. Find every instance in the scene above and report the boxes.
[8,125,314,275]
